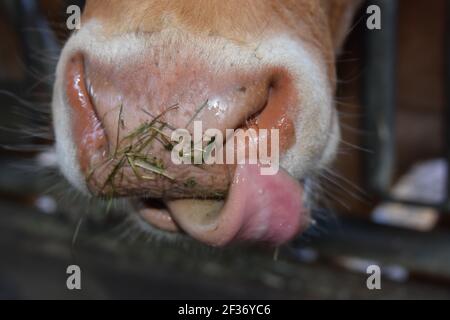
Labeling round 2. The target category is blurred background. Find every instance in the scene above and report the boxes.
[1,0,450,299]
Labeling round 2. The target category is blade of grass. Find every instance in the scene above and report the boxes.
[86,157,114,182]
[137,123,167,153]
[185,99,208,129]
[141,104,178,130]
[101,156,127,192]
[114,104,124,158]
[203,136,216,163]
[134,159,175,181]
[126,155,142,180]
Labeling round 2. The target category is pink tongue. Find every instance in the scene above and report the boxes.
[167,165,307,247]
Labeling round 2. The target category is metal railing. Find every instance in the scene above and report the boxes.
[363,0,449,213]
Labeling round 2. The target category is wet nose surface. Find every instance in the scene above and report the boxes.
[65,53,108,177]
[64,52,297,200]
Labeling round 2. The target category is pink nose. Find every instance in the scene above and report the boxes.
[64,52,304,246]
[64,52,296,198]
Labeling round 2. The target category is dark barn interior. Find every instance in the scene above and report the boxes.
[1,0,450,300]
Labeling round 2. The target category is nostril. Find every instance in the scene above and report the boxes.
[233,80,273,132]
[244,71,297,152]
[64,53,109,182]
[246,82,277,130]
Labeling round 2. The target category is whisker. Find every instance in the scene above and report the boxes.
[318,171,369,204]
[322,167,369,198]
[0,90,51,114]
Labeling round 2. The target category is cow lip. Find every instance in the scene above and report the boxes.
[133,165,309,247]
[64,53,110,182]
[134,198,181,233]
[133,196,226,235]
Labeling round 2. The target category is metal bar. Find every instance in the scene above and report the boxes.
[445,1,450,212]
[362,0,398,194]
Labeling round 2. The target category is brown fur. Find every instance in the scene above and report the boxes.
[81,0,360,80]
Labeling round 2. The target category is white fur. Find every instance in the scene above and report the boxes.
[52,60,89,194]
